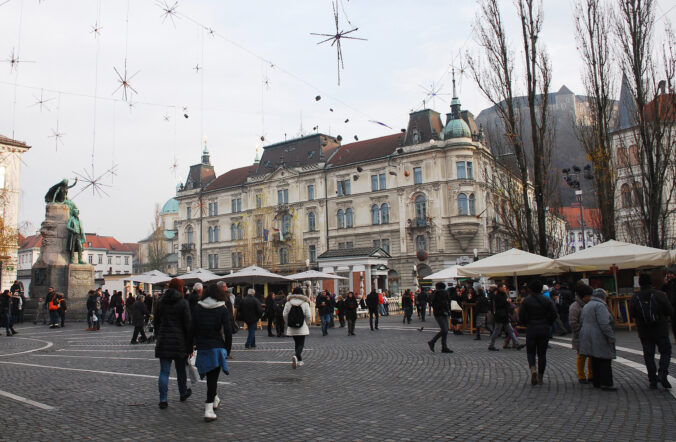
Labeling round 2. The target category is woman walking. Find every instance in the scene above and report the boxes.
[344,291,358,335]
[154,278,192,409]
[1,290,16,336]
[519,279,558,385]
[283,287,311,368]
[191,284,231,422]
[579,288,617,391]
[264,292,275,337]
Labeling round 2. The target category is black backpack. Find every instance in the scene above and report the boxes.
[636,293,659,326]
[287,304,305,328]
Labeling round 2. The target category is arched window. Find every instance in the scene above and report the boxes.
[279,247,288,265]
[458,193,468,215]
[415,195,427,226]
[345,208,354,228]
[617,147,629,167]
[237,222,243,240]
[337,209,345,229]
[621,183,632,208]
[187,226,194,244]
[231,223,237,240]
[256,219,263,238]
[213,226,219,242]
[371,204,380,225]
[186,255,193,270]
[380,203,389,224]
[469,193,476,216]
[207,226,213,243]
[308,212,316,231]
[416,235,427,251]
[282,214,291,235]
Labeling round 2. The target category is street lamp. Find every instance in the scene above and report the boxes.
[562,164,593,249]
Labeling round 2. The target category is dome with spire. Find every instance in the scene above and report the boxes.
[441,70,472,140]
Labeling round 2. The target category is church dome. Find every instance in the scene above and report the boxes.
[161,198,178,214]
[443,115,472,139]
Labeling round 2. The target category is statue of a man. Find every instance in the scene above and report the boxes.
[67,208,86,264]
[45,178,78,204]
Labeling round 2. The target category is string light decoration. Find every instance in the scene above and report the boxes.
[113,62,139,102]
[30,88,53,112]
[419,81,448,109]
[72,165,118,198]
[158,0,179,27]
[310,0,366,85]
[3,47,33,73]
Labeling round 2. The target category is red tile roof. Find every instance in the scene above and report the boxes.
[206,164,257,192]
[560,206,600,229]
[645,93,676,123]
[0,134,30,149]
[328,133,404,167]
[20,234,42,249]
[84,234,134,252]
[122,243,139,254]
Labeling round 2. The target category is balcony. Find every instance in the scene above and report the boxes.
[406,217,433,234]
[448,215,481,251]
[181,243,196,253]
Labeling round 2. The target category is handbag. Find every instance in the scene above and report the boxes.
[450,300,462,312]
[187,353,199,383]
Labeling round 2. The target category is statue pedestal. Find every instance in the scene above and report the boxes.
[30,203,94,319]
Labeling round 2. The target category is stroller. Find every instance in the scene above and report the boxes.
[143,314,156,344]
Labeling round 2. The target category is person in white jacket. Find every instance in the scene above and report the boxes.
[283,287,312,369]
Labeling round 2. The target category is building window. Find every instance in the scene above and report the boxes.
[371,175,378,191]
[309,245,316,263]
[213,202,218,216]
[307,184,314,201]
[208,254,213,269]
[98,254,103,264]
[381,238,390,254]
[458,193,468,215]
[337,179,351,196]
[116,256,121,265]
[208,203,213,216]
[337,209,345,229]
[231,198,242,213]
[379,173,386,190]
[345,208,354,228]
[279,247,289,265]
[308,212,316,231]
[380,203,389,224]
[186,255,193,270]
[578,232,583,242]
[621,183,632,208]
[208,226,213,243]
[413,167,422,184]
[125,256,129,265]
[371,204,380,225]
[231,223,242,241]
[416,235,427,252]
[338,241,354,249]
[231,252,242,268]
[277,189,288,205]
[108,256,112,265]
[415,194,427,226]
[282,214,291,235]
[617,147,629,167]
[256,250,263,266]
[213,254,218,268]
[256,194,262,208]
[88,254,93,264]
[213,226,219,242]
[457,161,474,179]
[186,206,191,220]
[256,219,263,238]
[173,220,178,230]
[187,226,194,244]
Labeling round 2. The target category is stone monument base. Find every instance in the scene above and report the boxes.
[31,263,94,319]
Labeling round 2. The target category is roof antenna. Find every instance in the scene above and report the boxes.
[452,67,457,99]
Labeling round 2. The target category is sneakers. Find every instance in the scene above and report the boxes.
[180,388,192,402]
[158,401,168,409]
[427,340,435,352]
[291,355,298,369]
[298,361,304,366]
[204,403,217,422]
[213,395,221,410]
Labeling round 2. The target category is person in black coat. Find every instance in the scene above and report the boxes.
[401,289,414,324]
[316,290,333,336]
[630,272,674,389]
[86,290,99,331]
[427,282,453,353]
[366,290,380,331]
[154,278,192,409]
[344,291,358,335]
[519,279,558,385]
[264,292,275,337]
[191,284,231,421]
[661,267,676,344]
[336,295,346,328]
[130,295,148,344]
[488,284,524,351]
[1,290,16,336]
[474,289,491,340]
[417,289,427,322]
[238,288,262,348]
[273,292,286,337]
[111,291,124,326]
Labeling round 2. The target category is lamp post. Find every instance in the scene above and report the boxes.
[562,165,593,250]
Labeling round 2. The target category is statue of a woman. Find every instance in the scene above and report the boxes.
[44,178,78,204]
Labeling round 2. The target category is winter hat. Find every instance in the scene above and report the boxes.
[592,288,607,299]
[435,282,446,290]
[292,286,304,295]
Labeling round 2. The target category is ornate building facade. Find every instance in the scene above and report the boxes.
[174,94,515,295]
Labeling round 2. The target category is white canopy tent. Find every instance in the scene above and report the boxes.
[176,268,220,284]
[556,240,671,272]
[286,270,348,281]
[128,270,172,285]
[425,265,461,281]
[457,248,564,278]
[216,265,293,285]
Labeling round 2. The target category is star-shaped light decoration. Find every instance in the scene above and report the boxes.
[163,113,170,122]
[169,156,179,178]
[3,47,34,73]
[310,1,366,85]
[207,27,215,37]
[72,165,118,198]
[128,100,135,112]
[31,89,53,112]
[193,63,201,73]
[90,21,103,38]
[419,81,449,109]
[49,127,65,151]
[113,62,139,102]
[159,0,179,27]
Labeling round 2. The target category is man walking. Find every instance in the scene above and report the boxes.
[401,289,413,324]
[569,284,593,383]
[316,290,332,336]
[238,288,262,348]
[417,289,427,322]
[473,289,491,340]
[366,289,379,331]
[488,284,525,351]
[427,282,453,353]
[630,273,674,389]
[662,268,676,343]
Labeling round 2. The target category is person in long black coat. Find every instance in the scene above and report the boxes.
[130,295,148,344]
[237,288,262,348]
[154,278,192,409]
[344,291,358,336]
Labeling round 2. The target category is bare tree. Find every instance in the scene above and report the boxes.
[615,0,676,248]
[574,0,617,242]
[146,204,167,272]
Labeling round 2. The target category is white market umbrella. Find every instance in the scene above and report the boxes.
[425,265,460,280]
[176,268,220,284]
[457,248,564,278]
[286,270,348,281]
[216,265,293,285]
[128,270,171,284]
[556,240,671,272]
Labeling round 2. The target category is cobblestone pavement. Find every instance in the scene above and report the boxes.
[0,316,675,441]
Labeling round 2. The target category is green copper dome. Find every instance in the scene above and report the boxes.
[161,198,179,214]
[443,114,472,139]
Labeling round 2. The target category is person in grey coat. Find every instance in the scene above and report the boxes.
[579,288,616,391]
[569,284,593,384]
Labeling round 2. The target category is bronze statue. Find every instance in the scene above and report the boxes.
[45,178,77,204]
[67,207,86,264]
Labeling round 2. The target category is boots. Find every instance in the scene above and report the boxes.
[537,373,543,385]
[204,403,217,422]
[530,366,538,385]
[213,395,220,410]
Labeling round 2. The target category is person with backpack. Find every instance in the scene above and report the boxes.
[519,279,558,385]
[284,287,311,368]
[427,282,453,353]
[366,289,380,331]
[579,288,616,391]
[344,291,358,335]
[629,272,674,389]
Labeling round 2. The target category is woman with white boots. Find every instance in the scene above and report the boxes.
[191,284,232,422]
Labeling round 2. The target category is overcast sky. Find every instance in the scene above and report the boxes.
[1,0,674,243]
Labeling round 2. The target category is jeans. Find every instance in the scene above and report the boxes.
[419,304,427,321]
[320,314,331,334]
[475,313,488,336]
[245,321,257,347]
[590,357,613,388]
[49,310,60,327]
[576,352,592,380]
[430,315,450,349]
[4,312,13,334]
[640,335,672,381]
[293,335,305,361]
[526,325,550,375]
[158,358,188,402]
[368,308,379,330]
[490,322,520,348]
